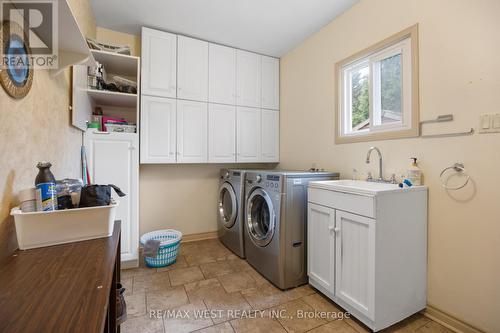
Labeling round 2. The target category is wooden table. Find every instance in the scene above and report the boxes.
[0,221,121,333]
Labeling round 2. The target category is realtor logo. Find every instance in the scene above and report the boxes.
[1,0,58,69]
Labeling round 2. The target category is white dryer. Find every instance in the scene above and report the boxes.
[217,169,247,258]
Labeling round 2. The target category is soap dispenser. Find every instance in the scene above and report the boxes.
[407,158,422,186]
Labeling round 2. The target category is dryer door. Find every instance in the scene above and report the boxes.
[246,188,276,247]
[218,182,238,228]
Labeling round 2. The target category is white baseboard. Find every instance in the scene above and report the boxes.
[423,305,485,333]
[181,231,218,243]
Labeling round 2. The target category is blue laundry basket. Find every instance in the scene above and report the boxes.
[140,229,182,268]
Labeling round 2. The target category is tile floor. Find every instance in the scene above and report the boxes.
[121,239,452,333]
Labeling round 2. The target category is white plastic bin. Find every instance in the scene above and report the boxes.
[10,201,119,250]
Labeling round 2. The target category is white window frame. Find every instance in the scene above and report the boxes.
[335,25,419,144]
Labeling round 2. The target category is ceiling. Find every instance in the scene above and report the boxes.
[90,0,359,57]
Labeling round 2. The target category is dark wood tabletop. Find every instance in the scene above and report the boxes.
[0,221,121,333]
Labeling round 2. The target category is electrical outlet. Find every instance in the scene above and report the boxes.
[478,113,500,133]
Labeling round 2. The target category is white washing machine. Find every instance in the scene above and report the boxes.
[244,170,339,289]
[217,169,248,258]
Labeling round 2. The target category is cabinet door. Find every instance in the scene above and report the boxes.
[335,210,376,320]
[177,100,208,163]
[208,103,236,163]
[261,56,280,110]
[236,107,261,162]
[236,50,261,107]
[307,204,336,294]
[209,44,236,105]
[140,96,177,164]
[177,36,209,102]
[261,109,279,162]
[141,27,177,98]
[84,132,139,263]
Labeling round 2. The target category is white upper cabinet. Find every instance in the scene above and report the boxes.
[177,100,208,163]
[140,96,177,164]
[177,36,209,102]
[236,50,261,108]
[141,27,177,98]
[236,107,261,162]
[209,44,236,105]
[208,103,236,163]
[261,109,279,162]
[261,56,280,110]
[140,27,280,164]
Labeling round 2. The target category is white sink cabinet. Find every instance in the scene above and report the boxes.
[307,180,428,331]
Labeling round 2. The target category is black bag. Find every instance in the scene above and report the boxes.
[79,184,126,207]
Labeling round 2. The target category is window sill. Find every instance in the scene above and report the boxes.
[335,127,419,144]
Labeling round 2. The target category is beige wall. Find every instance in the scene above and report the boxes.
[280,0,500,331]
[139,163,271,237]
[0,0,96,260]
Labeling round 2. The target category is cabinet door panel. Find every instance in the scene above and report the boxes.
[209,44,236,105]
[261,109,279,162]
[141,27,177,98]
[236,50,261,107]
[261,56,280,110]
[308,204,335,293]
[208,103,236,163]
[177,100,208,163]
[178,36,209,102]
[335,210,375,320]
[84,132,139,263]
[140,96,177,164]
[236,107,261,162]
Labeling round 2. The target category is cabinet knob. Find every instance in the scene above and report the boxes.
[328,226,340,233]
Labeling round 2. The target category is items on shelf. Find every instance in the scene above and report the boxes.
[88,107,137,133]
[86,38,131,55]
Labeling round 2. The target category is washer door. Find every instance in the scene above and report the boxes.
[218,182,238,228]
[246,188,276,247]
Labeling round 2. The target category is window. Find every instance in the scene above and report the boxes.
[335,25,419,143]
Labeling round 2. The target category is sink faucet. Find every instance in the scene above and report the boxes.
[366,147,384,182]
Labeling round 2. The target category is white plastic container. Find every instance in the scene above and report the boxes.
[10,201,118,250]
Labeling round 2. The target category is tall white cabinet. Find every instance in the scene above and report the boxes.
[84,131,139,267]
[141,27,280,164]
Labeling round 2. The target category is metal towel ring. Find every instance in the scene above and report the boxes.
[439,163,470,190]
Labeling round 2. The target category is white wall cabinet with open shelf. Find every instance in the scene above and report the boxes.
[71,46,141,268]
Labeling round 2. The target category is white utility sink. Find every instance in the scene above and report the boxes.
[307,178,428,331]
[309,179,425,196]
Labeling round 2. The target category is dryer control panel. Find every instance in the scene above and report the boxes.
[264,174,282,192]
